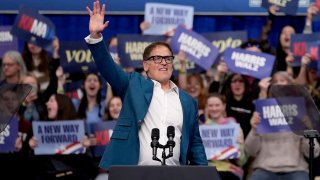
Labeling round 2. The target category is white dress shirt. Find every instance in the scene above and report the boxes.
[138,80,183,165]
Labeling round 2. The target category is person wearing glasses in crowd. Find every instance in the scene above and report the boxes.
[85,0,207,169]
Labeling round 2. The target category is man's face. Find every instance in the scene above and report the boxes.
[143,45,173,84]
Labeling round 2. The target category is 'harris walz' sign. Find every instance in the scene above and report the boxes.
[170,26,219,70]
[117,34,167,68]
[261,0,299,15]
[254,97,306,134]
[223,48,275,79]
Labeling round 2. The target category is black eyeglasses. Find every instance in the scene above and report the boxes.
[145,55,174,64]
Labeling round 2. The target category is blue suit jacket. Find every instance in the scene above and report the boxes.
[87,40,207,169]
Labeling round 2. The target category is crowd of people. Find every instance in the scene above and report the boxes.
[0,2,320,180]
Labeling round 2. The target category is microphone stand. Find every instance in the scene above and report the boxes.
[153,141,174,166]
[303,130,320,180]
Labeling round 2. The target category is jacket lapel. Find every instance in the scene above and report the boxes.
[179,90,190,164]
[137,78,153,123]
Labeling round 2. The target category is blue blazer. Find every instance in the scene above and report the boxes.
[87,40,208,169]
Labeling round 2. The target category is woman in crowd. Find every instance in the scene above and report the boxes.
[0,50,28,84]
[260,4,318,75]
[18,44,60,122]
[75,73,106,128]
[22,38,60,91]
[104,96,122,121]
[209,72,254,138]
[203,93,247,180]
[29,94,96,180]
[246,71,320,180]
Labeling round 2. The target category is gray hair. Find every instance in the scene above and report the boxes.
[272,71,294,84]
[1,50,28,81]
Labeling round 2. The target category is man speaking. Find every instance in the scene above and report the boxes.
[85,0,207,169]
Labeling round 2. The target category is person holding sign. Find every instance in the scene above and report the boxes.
[85,0,207,169]
[260,4,318,75]
[22,38,60,92]
[28,94,96,179]
[246,71,320,180]
[201,93,246,180]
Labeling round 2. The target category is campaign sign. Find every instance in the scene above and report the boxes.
[0,118,18,153]
[223,48,275,79]
[313,0,320,21]
[199,123,240,160]
[10,6,55,49]
[254,97,306,134]
[60,41,97,74]
[291,34,320,66]
[306,41,320,61]
[117,34,167,68]
[143,3,194,35]
[32,120,86,155]
[0,26,18,58]
[202,31,247,54]
[261,0,299,15]
[90,121,116,157]
[291,33,320,57]
[172,58,204,77]
[170,26,219,70]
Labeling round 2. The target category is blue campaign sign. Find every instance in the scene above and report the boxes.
[10,6,55,49]
[0,0,310,15]
[262,0,299,15]
[117,34,167,68]
[172,57,204,77]
[60,41,97,74]
[32,120,86,155]
[202,31,248,54]
[291,33,320,66]
[291,33,320,57]
[223,47,275,79]
[170,26,219,70]
[0,26,18,58]
[254,97,306,134]
[306,41,320,61]
[0,118,18,153]
[199,123,241,160]
[90,121,116,157]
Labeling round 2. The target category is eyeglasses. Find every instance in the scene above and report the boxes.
[145,55,174,64]
[2,63,17,67]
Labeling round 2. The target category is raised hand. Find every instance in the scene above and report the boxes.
[86,0,109,39]
[214,61,228,81]
[269,5,279,15]
[301,53,311,67]
[307,3,319,23]
[250,112,261,130]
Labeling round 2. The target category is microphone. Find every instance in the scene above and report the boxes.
[151,128,160,159]
[167,126,175,155]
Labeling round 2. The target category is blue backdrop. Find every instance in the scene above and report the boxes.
[1,13,319,51]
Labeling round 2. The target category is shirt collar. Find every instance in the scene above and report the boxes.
[151,79,179,95]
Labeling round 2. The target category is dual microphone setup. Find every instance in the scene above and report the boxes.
[150,126,176,165]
